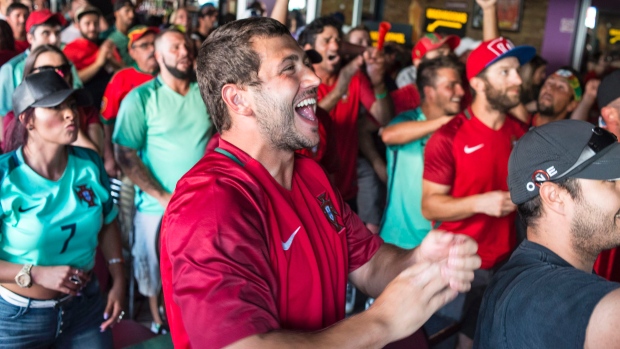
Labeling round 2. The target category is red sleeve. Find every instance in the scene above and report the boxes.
[423,122,457,186]
[81,106,101,127]
[391,84,421,115]
[162,165,280,349]
[317,107,339,174]
[101,73,122,122]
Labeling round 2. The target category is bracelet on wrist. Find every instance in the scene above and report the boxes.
[108,258,124,266]
[375,91,388,100]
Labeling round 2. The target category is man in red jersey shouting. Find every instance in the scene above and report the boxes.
[160,17,481,349]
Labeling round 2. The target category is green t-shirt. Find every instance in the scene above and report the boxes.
[379,107,432,249]
[0,147,118,270]
[113,76,212,214]
[107,28,134,67]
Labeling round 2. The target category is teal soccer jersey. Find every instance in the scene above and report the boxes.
[113,76,212,214]
[380,107,432,249]
[0,50,83,117]
[0,147,118,270]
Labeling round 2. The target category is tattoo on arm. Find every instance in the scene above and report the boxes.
[114,144,168,197]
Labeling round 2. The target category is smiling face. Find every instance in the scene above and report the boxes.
[428,67,464,116]
[249,35,321,151]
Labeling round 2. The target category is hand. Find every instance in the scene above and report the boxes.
[100,283,126,331]
[583,79,600,102]
[363,48,387,88]
[369,262,458,342]
[414,231,480,292]
[335,55,363,96]
[475,0,497,10]
[30,266,91,295]
[475,190,515,217]
[104,156,121,179]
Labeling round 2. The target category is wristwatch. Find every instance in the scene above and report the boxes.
[15,264,33,288]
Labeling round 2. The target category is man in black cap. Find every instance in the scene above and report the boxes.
[475,119,620,348]
[106,0,136,66]
[598,70,620,140]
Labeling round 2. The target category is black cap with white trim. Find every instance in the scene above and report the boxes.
[508,119,620,205]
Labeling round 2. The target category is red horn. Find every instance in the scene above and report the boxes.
[377,22,391,51]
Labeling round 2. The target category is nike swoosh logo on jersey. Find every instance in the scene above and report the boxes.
[282,226,301,251]
[464,144,484,154]
[18,205,38,213]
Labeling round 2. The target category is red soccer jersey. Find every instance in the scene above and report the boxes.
[100,67,155,122]
[14,40,28,53]
[160,139,383,349]
[423,108,527,269]
[63,38,121,70]
[317,70,376,200]
[391,83,421,116]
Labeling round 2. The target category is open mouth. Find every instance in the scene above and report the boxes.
[295,97,318,122]
[327,54,339,63]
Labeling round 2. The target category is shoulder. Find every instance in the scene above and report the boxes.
[1,53,25,71]
[390,107,423,125]
[431,113,466,142]
[70,146,103,166]
[586,288,620,348]
[0,151,20,179]
[505,114,529,133]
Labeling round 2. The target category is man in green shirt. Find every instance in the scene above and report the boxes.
[113,28,212,334]
[380,56,464,248]
[106,0,135,66]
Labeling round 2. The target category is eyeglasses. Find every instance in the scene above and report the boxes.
[33,64,72,78]
[131,41,155,50]
[550,126,618,181]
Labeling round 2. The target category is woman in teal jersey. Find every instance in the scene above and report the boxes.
[0,70,125,348]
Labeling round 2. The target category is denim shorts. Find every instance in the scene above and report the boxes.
[132,211,163,297]
[0,276,112,349]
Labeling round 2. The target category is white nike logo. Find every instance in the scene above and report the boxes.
[282,226,301,251]
[464,144,484,154]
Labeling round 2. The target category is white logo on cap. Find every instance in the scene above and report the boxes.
[526,182,536,191]
[486,38,515,56]
[547,166,558,177]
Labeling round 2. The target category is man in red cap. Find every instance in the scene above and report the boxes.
[421,37,535,348]
[64,5,123,109]
[0,9,79,124]
[101,25,159,177]
[395,32,460,88]
[5,3,29,53]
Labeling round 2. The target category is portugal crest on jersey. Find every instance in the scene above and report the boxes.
[76,185,97,207]
[317,193,344,232]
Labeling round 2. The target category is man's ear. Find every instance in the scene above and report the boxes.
[539,182,569,216]
[303,43,313,51]
[26,32,34,45]
[469,76,485,94]
[221,84,252,116]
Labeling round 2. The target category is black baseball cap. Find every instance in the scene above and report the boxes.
[13,71,92,116]
[508,120,620,205]
[597,70,620,108]
[114,0,134,12]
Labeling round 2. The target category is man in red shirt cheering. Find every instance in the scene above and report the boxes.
[160,17,481,349]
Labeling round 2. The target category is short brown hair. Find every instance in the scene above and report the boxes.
[196,17,290,132]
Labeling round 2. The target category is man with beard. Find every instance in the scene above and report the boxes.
[381,56,464,249]
[475,120,620,348]
[529,68,582,127]
[106,0,136,66]
[5,3,29,53]
[101,25,159,177]
[160,18,481,349]
[113,28,212,334]
[421,37,534,349]
[64,5,123,107]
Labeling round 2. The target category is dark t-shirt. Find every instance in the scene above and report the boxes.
[474,240,620,349]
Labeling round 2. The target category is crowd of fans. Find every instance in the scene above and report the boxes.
[1,0,620,347]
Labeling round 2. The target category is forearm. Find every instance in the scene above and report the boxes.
[381,117,449,145]
[227,309,392,349]
[103,124,115,163]
[482,6,499,41]
[570,97,596,121]
[422,193,479,221]
[98,220,125,286]
[0,260,26,284]
[270,0,288,24]
[87,124,104,155]
[350,244,413,298]
[114,144,170,202]
[369,85,394,126]
[318,89,344,112]
[78,62,103,83]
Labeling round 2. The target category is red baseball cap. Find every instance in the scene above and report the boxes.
[127,25,160,49]
[412,33,460,60]
[466,37,536,81]
[25,10,66,33]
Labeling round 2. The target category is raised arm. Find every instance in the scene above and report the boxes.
[477,0,499,41]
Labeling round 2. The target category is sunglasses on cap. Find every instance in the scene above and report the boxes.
[32,64,72,79]
[537,126,618,183]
